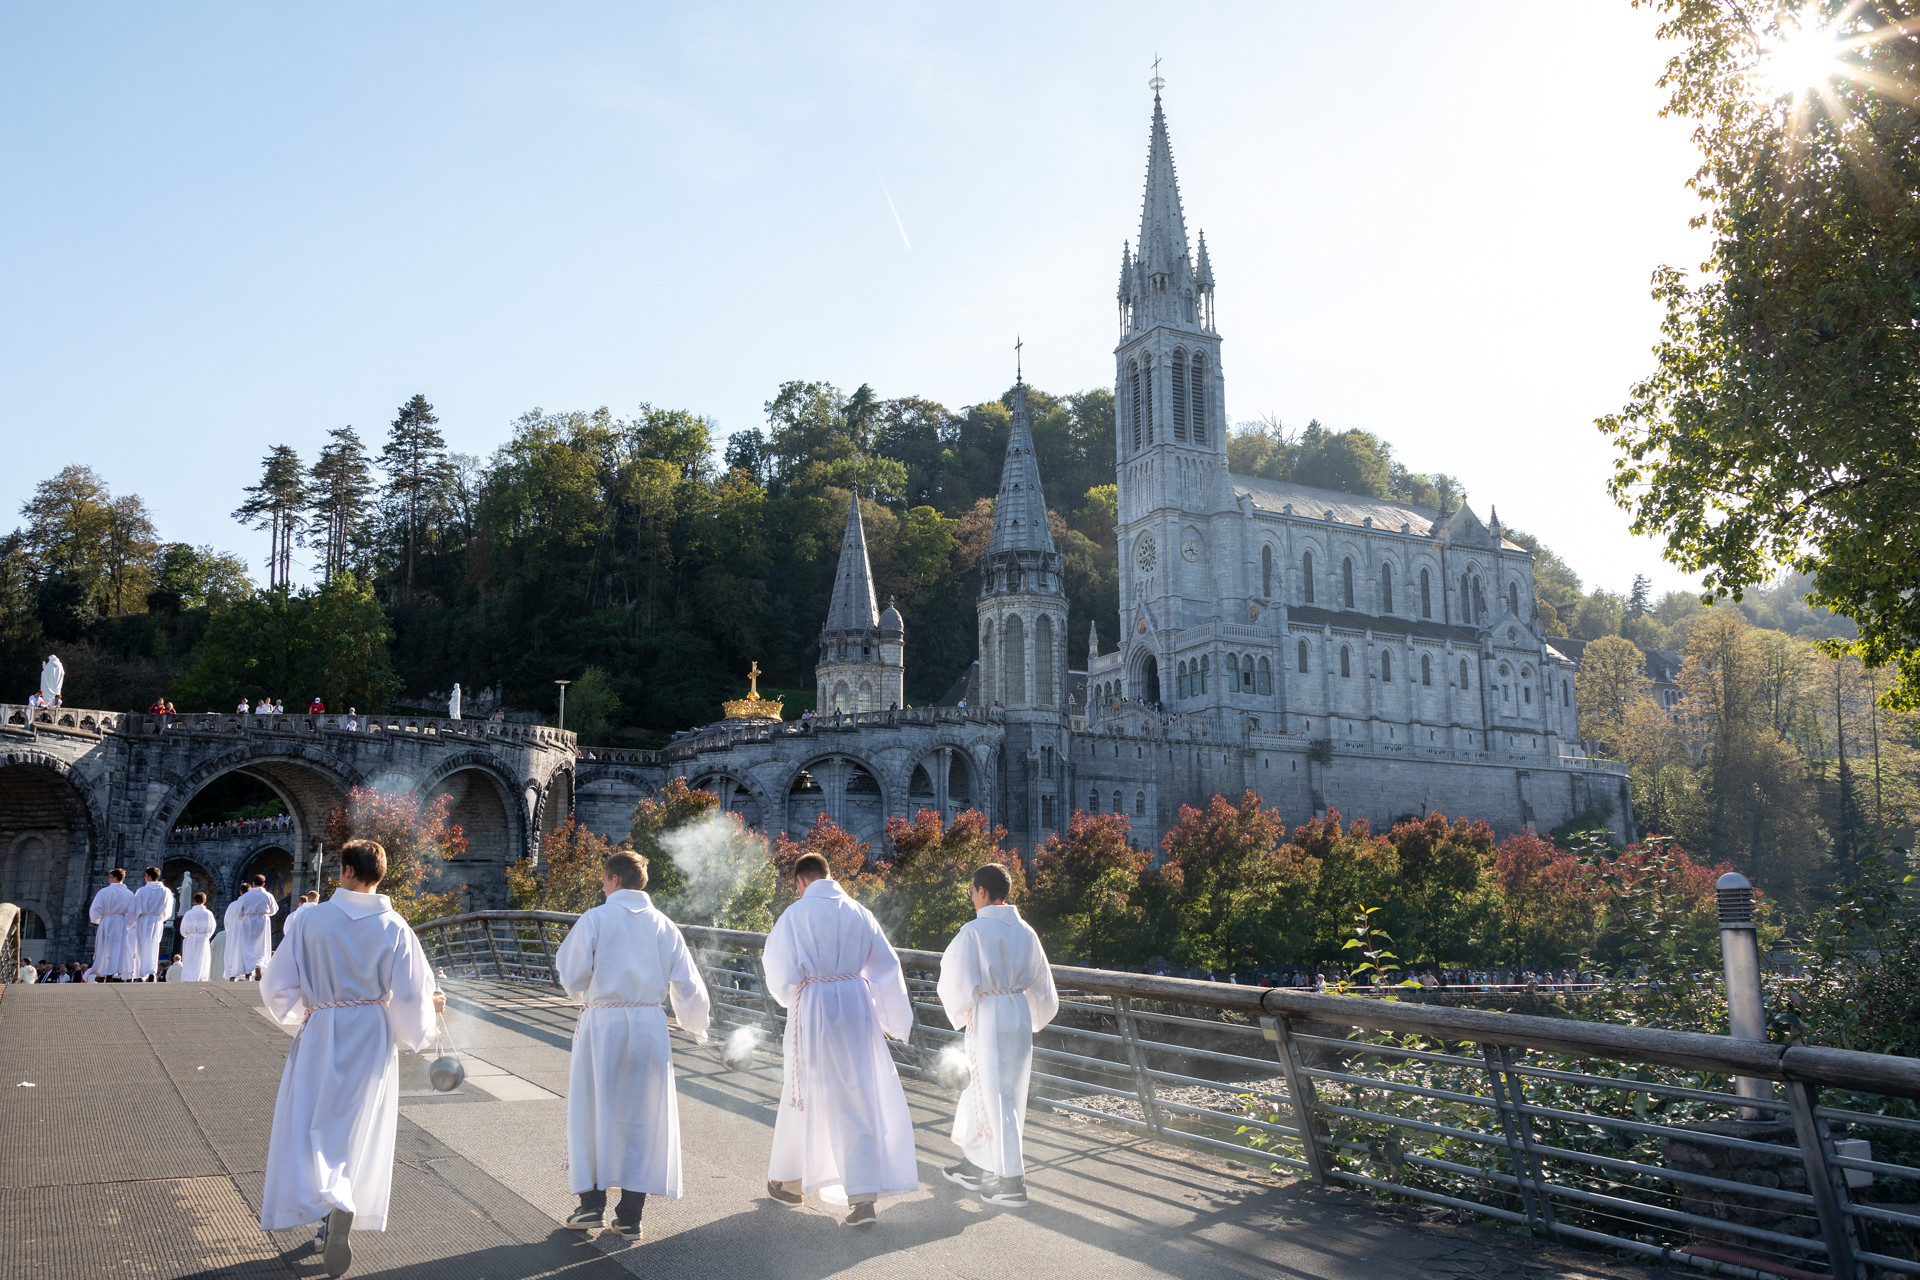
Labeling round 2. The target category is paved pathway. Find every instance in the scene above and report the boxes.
[0,981,1668,1280]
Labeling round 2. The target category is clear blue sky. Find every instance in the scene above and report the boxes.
[1,2,1707,599]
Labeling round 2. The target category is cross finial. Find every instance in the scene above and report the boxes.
[1015,335,1023,384]
[1149,54,1164,98]
[747,661,762,696]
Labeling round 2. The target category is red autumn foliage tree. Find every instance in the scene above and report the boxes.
[323,786,467,924]
[1030,810,1150,968]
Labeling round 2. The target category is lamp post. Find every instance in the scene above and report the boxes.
[1717,871,1775,1119]
[554,679,571,733]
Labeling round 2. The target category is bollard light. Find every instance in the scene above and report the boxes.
[1717,871,1775,1119]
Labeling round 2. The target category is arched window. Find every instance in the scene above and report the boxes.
[1190,353,1206,444]
[1460,573,1470,621]
[1421,654,1432,686]
[858,679,875,712]
[1089,790,1100,813]
[1135,790,1146,815]
[981,619,995,702]
[1382,561,1394,614]
[1226,653,1240,692]
[1143,358,1154,442]
[1177,660,1190,699]
[1524,685,1532,704]
[1302,551,1315,603]
[1420,568,1432,619]
[1342,557,1355,609]
[1472,576,1485,622]
[1562,680,1570,706]
[1129,359,1142,450]
[1382,650,1393,683]
[1257,656,1272,694]
[1113,790,1123,813]
[1003,613,1026,706]
[1297,640,1309,673]
[1459,659,1470,690]
[1199,654,1210,693]
[1034,613,1054,707]
[1340,645,1352,678]
[1170,348,1188,440]
[1261,545,1273,598]
[1509,581,1519,616]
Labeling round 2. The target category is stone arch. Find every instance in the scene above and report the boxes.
[1129,648,1162,705]
[144,748,360,860]
[423,759,527,910]
[782,754,889,847]
[690,772,765,830]
[0,755,103,964]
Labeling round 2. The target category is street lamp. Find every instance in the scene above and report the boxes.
[555,679,571,733]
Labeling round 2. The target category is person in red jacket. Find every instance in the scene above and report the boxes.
[310,697,326,714]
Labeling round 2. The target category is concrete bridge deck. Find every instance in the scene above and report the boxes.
[0,980,1663,1280]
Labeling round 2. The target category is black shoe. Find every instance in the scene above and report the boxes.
[610,1190,644,1239]
[323,1208,353,1277]
[941,1162,987,1192]
[609,1216,643,1240]
[564,1205,604,1229]
[979,1176,1029,1208]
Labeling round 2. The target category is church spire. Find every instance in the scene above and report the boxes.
[988,372,1056,558]
[1133,89,1194,326]
[823,493,879,630]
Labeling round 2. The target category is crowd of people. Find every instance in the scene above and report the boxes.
[1149,964,1602,992]
[168,815,296,843]
[51,842,1056,1277]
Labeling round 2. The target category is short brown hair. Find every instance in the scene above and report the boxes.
[971,863,1013,903]
[192,892,206,905]
[604,850,649,890]
[338,839,387,887]
[144,866,161,880]
[109,868,125,882]
[793,853,830,884]
[251,874,267,887]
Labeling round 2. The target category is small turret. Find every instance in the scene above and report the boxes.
[815,494,903,713]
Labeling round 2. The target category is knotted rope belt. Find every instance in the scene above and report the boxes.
[789,974,864,1112]
[968,987,1029,1143]
[581,1000,664,1010]
[300,995,390,1031]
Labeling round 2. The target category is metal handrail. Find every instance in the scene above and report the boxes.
[417,909,1920,1280]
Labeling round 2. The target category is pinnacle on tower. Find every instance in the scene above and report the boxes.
[823,494,880,630]
[987,379,1057,558]
[1196,229,1213,289]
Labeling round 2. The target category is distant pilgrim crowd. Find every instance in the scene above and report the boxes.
[53,841,1055,1277]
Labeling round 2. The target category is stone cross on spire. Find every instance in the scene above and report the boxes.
[988,372,1056,558]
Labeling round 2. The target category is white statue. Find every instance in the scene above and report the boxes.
[448,683,462,721]
[40,654,65,703]
[176,871,193,919]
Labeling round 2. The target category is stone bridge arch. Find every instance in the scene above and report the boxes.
[418,752,532,909]
[0,750,104,964]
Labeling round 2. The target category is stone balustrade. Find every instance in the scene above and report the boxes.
[1,704,575,751]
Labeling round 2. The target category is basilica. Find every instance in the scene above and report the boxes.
[574,91,1633,861]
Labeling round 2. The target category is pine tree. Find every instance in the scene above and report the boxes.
[380,395,445,603]
[309,426,375,583]
[1627,574,1652,620]
[232,445,307,592]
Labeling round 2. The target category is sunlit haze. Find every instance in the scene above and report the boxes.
[1,3,1711,599]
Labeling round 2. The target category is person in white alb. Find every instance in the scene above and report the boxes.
[936,863,1059,1209]
[233,874,279,978]
[555,849,712,1240]
[259,838,444,1279]
[178,892,217,981]
[761,853,918,1227]
[220,892,245,979]
[130,867,176,981]
[88,868,137,981]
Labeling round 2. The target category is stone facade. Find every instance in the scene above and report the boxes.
[0,705,577,963]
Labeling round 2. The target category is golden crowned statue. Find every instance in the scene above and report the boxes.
[722,662,784,722]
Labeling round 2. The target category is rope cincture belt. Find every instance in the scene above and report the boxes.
[582,1000,664,1010]
[790,974,864,1112]
[300,995,391,1030]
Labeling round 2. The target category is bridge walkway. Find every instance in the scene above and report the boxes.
[0,980,1657,1280]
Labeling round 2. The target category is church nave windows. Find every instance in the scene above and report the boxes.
[1342,558,1355,609]
[1256,656,1272,694]
[1459,659,1471,690]
[1382,562,1394,614]
[1171,348,1188,440]
[1509,581,1520,617]
[1297,640,1309,674]
[1301,551,1315,603]
[1381,650,1393,683]
[1088,789,1100,813]
[1129,359,1143,450]
[1136,791,1146,816]
[1340,645,1352,678]
[1113,790,1123,814]
[1420,568,1432,619]
[1421,654,1432,686]
[1261,544,1273,599]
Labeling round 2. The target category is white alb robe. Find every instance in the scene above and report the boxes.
[179,904,217,981]
[762,878,918,1205]
[131,880,175,978]
[88,882,137,979]
[220,899,244,978]
[258,889,439,1232]
[555,889,712,1197]
[233,886,279,975]
[937,905,1060,1178]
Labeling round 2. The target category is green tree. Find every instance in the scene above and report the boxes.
[880,808,1009,949]
[1029,810,1150,968]
[323,786,467,923]
[1599,1,1920,707]
[168,573,398,711]
[381,394,446,603]
[624,777,723,904]
[506,815,614,913]
[147,544,251,613]
[567,665,620,744]
[1576,635,1652,751]
[1158,791,1319,968]
[310,426,376,584]
[232,445,307,593]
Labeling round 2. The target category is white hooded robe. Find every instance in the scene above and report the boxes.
[88,882,136,979]
[179,904,217,981]
[131,879,176,979]
[233,885,279,975]
[762,878,918,1205]
[936,904,1060,1178]
[258,888,438,1232]
[555,889,712,1196]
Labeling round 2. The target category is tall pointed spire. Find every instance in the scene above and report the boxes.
[1136,92,1193,295]
[988,373,1056,557]
[824,494,879,629]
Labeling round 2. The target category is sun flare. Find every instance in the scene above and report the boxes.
[1757,5,1847,99]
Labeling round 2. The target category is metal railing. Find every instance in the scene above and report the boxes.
[0,904,19,980]
[416,909,1920,1280]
